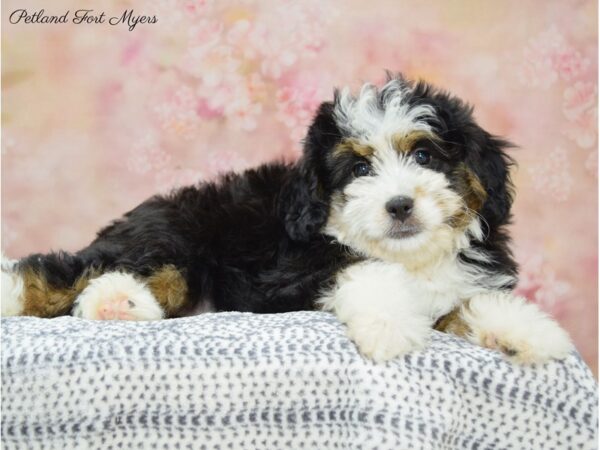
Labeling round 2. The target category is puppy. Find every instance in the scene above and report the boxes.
[1,75,572,364]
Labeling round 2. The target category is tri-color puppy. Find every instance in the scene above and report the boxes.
[1,75,572,364]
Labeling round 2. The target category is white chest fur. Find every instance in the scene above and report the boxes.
[319,258,486,323]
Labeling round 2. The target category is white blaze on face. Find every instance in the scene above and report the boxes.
[333,80,436,142]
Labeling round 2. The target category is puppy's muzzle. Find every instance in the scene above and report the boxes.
[385,196,422,239]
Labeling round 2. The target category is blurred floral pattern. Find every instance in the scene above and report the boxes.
[1,0,597,374]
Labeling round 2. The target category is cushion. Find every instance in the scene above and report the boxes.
[1,311,597,449]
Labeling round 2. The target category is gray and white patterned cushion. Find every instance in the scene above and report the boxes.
[1,312,598,449]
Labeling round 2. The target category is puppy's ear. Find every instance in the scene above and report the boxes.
[428,92,515,228]
[465,130,515,228]
[280,101,340,242]
[280,162,328,242]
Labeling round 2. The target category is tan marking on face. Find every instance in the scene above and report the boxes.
[21,268,98,317]
[447,164,487,229]
[414,186,425,199]
[391,130,439,153]
[334,139,375,158]
[146,265,189,316]
[461,166,487,211]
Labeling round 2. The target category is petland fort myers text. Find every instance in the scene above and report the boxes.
[8,9,156,31]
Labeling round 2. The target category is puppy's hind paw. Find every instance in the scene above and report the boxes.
[465,292,573,364]
[1,267,24,317]
[72,272,164,321]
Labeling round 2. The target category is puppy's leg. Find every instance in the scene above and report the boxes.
[72,272,164,321]
[319,261,432,362]
[436,291,572,364]
[2,249,189,320]
[1,252,96,317]
[145,265,189,316]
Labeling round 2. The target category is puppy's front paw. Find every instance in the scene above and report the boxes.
[346,314,430,363]
[465,292,573,364]
[72,272,164,321]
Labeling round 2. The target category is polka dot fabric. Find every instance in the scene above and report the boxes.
[1,312,597,449]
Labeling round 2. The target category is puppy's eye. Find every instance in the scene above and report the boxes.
[414,149,432,166]
[353,162,371,177]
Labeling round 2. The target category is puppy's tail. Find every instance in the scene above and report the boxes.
[1,251,99,318]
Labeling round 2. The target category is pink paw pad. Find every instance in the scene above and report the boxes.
[482,333,518,357]
[96,297,137,320]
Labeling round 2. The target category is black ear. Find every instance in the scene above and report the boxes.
[465,130,515,228]
[280,101,341,242]
[461,130,518,279]
[280,162,329,242]
[426,92,515,229]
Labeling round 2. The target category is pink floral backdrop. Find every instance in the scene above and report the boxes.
[2,0,597,374]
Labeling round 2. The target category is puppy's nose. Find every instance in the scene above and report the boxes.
[385,196,414,221]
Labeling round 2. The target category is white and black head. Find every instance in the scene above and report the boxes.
[282,74,515,273]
